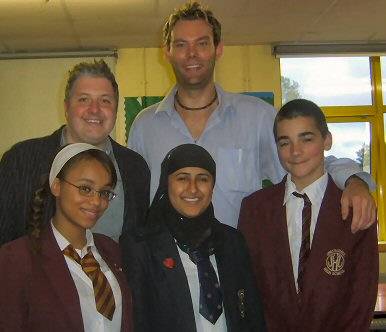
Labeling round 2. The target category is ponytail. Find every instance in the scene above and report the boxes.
[27,179,51,253]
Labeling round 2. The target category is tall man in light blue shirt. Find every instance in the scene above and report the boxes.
[128,1,376,230]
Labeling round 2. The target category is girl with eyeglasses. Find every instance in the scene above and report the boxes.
[0,143,133,332]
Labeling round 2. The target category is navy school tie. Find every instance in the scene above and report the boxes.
[188,248,223,324]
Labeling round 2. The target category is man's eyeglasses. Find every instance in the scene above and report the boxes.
[62,179,116,201]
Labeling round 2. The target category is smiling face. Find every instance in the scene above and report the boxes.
[276,116,332,190]
[168,166,214,218]
[165,19,223,90]
[64,76,117,148]
[51,158,113,238]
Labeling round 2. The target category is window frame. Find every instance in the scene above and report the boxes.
[280,56,386,242]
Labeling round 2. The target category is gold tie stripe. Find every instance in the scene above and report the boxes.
[63,245,116,320]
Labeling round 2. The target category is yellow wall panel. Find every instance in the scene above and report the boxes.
[216,45,281,108]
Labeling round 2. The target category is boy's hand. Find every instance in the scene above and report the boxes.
[341,176,377,233]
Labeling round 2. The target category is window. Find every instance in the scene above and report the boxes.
[381,57,386,105]
[281,56,386,241]
[384,114,386,142]
[281,57,372,106]
[326,122,371,173]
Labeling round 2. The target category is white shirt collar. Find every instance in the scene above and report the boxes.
[283,172,329,207]
[51,222,95,257]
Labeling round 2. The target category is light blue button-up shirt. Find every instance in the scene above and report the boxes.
[128,84,372,228]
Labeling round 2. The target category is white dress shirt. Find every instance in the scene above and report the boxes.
[177,246,227,332]
[283,173,328,291]
[52,223,122,332]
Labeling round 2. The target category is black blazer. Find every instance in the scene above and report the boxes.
[121,221,266,332]
[0,126,150,245]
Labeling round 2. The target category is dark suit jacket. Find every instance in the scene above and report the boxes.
[0,226,133,332]
[238,176,378,332]
[0,126,150,245]
[121,221,266,332]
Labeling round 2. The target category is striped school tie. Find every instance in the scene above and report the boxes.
[63,244,116,320]
[292,192,312,295]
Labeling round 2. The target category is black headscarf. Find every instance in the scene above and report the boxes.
[147,144,217,249]
[148,144,224,324]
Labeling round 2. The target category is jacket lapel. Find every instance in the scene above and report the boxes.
[274,180,300,302]
[95,236,133,332]
[39,227,84,331]
[300,176,340,301]
[149,230,197,332]
[211,225,236,326]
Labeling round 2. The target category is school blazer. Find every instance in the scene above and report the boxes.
[238,175,378,332]
[0,227,133,332]
[121,221,266,332]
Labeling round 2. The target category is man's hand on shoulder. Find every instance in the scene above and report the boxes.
[341,176,377,233]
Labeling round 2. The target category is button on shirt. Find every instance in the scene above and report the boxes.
[52,224,122,332]
[283,173,328,291]
[128,84,372,228]
[177,246,227,332]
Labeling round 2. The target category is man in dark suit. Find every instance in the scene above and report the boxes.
[0,60,150,245]
[239,99,378,331]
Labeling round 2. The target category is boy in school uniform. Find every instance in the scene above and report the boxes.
[238,99,378,332]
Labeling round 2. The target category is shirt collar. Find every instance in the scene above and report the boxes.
[60,126,113,157]
[283,172,328,206]
[154,85,177,116]
[51,221,95,256]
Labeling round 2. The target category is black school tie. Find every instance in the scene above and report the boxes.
[292,192,312,294]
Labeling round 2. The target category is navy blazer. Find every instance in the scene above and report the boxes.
[0,227,133,332]
[121,221,266,332]
[239,176,378,332]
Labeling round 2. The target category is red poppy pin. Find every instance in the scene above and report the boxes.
[163,257,176,269]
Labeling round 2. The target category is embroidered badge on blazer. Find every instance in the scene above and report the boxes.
[323,249,345,276]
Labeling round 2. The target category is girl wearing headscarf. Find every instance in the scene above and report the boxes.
[121,144,265,332]
[0,143,133,332]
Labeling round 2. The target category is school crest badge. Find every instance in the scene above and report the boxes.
[324,249,345,276]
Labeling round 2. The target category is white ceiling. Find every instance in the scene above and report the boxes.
[1,0,385,54]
